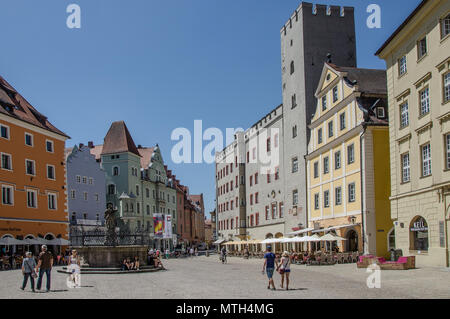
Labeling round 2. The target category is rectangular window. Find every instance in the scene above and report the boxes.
[293,190,298,206]
[398,55,407,76]
[347,144,354,164]
[25,159,35,176]
[292,157,298,173]
[335,187,342,206]
[322,95,327,111]
[1,185,13,205]
[70,190,76,199]
[348,183,356,203]
[421,144,432,177]
[250,194,253,206]
[400,102,409,128]
[0,124,9,139]
[275,167,279,180]
[417,37,427,60]
[441,13,450,39]
[328,121,333,138]
[314,162,319,178]
[255,173,258,185]
[267,138,271,153]
[318,128,323,144]
[27,189,37,208]
[255,213,260,226]
[335,151,341,169]
[46,140,54,153]
[446,134,450,170]
[267,170,271,183]
[292,125,297,138]
[401,153,410,183]
[314,194,319,210]
[291,94,297,108]
[332,86,338,102]
[1,153,12,170]
[323,157,329,174]
[279,203,284,218]
[444,73,450,103]
[324,191,329,208]
[265,206,269,220]
[419,87,430,116]
[48,193,57,210]
[83,192,88,201]
[47,165,55,180]
[274,134,279,148]
[25,133,33,146]
[340,112,346,130]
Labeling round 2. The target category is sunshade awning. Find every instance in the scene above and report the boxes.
[213,239,226,245]
[0,237,24,245]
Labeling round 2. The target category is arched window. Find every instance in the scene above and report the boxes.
[387,227,396,251]
[113,166,119,176]
[108,184,115,195]
[290,61,295,75]
[410,216,428,251]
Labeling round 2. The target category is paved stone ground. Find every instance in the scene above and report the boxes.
[1,256,449,299]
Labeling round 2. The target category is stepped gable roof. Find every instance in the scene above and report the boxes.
[328,63,387,95]
[0,75,69,138]
[137,146,154,169]
[101,121,140,157]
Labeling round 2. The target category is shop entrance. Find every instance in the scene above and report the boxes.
[346,230,358,252]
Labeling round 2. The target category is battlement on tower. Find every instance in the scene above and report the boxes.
[280,2,355,35]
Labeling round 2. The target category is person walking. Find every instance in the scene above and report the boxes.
[36,245,53,292]
[189,247,194,257]
[20,252,36,292]
[262,245,278,291]
[67,250,81,288]
[277,251,291,290]
[220,246,227,264]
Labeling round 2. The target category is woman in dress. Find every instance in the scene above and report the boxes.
[67,250,81,288]
[277,251,291,290]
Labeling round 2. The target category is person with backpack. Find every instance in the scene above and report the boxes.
[20,252,37,292]
[262,245,278,291]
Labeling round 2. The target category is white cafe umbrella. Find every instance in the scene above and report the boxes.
[23,238,42,245]
[0,237,24,245]
[46,238,70,246]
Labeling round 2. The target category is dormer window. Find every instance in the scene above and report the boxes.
[377,107,385,118]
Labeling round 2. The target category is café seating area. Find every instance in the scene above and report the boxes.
[357,255,416,270]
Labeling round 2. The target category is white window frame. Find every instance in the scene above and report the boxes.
[377,107,385,118]
[1,152,13,171]
[335,151,341,169]
[26,189,38,209]
[446,134,450,170]
[314,193,319,210]
[83,192,88,201]
[348,183,356,203]
[444,72,450,103]
[328,121,333,138]
[340,112,346,130]
[82,176,87,184]
[324,190,330,208]
[293,190,298,206]
[112,166,120,176]
[347,144,355,164]
[47,192,57,211]
[24,132,34,147]
[45,139,54,153]
[400,101,409,128]
[1,184,14,206]
[417,37,427,60]
[421,143,432,177]
[401,153,410,183]
[25,159,36,176]
[323,156,329,174]
[332,86,338,103]
[76,175,81,183]
[46,164,56,180]
[398,55,407,76]
[419,87,430,116]
[441,13,450,39]
[0,124,10,140]
[335,187,342,206]
[322,95,327,111]
[70,190,76,199]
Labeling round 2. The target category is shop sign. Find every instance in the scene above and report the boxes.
[0,227,21,232]
[410,219,428,232]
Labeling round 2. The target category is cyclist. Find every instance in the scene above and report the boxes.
[220,247,227,264]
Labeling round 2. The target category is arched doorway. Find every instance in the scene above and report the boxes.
[265,233,273,239]
[409,216,428,251]
[44,233,56,254]
[346,229,358,252]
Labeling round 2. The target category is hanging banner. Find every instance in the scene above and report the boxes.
[164,215,172,239]
[154,214,164,238]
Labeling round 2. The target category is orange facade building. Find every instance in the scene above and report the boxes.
[0,76,69,248]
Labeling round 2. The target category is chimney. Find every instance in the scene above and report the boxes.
[88,141,94,148]
[79,143,84,149]
[138,145,142,149]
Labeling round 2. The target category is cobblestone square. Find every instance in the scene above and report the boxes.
[1,256,449,299]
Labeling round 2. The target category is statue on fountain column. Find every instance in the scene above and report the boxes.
[104,203,118,246]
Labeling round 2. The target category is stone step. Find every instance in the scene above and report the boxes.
[57,267,165,275]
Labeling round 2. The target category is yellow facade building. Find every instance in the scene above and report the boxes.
[306,62,393,258]
[376,0,450,267]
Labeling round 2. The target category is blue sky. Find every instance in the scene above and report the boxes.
[0,0,421,217]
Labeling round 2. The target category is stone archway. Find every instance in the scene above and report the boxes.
[346,229,358,252]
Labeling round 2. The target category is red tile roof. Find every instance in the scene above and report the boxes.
[138,147,154,169]
[0,75,69,138]
[101,121,140,157]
